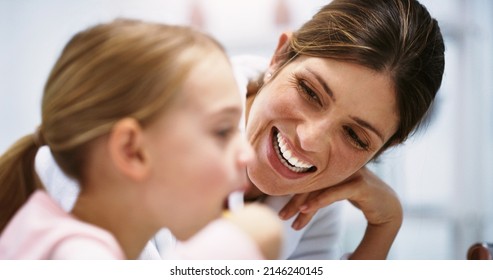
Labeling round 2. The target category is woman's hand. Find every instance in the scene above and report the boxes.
[279,166,403,259]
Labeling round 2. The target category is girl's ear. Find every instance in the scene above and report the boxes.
[108,118,149,182]
[267,32,293,76]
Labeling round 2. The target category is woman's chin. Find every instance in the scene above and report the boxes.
[250,177,291,196]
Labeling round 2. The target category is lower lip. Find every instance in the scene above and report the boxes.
[266,128,309,180]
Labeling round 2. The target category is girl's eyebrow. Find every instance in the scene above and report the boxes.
[305,67,384,143]
[209,106,242,117]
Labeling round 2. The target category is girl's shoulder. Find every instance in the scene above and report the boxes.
[0,190,123,259]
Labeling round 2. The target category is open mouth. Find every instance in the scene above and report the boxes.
[272,128,316,174]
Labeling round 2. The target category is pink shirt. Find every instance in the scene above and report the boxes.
[0,190,124,259]
[0,190,265,260]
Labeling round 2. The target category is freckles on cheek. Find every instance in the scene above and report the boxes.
[256,82,295,114]
[268,87,297,116]
[270,102,293,119]
[343,154,370,176]
[330,148,368,178]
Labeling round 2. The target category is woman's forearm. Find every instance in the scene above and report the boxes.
[349,220,402,260]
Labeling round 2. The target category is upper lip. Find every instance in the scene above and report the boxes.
[274,128,315,169]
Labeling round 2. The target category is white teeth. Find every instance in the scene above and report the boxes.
[280,143,287,153]
[284,149,292,159]
[274,131,314,173]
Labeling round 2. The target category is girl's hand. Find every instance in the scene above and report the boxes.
[279,166,403,259]
[226,203,283,259]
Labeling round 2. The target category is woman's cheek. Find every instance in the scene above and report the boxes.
[330,147,369,182]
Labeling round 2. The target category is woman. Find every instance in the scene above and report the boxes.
[0,19,281,259]
[235,0,444,259]
[36,0,445,260]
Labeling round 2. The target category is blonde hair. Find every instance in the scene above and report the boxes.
[0,19,226,232]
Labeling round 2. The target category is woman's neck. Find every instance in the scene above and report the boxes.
[244,178,266,202]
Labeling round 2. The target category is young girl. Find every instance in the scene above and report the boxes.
[0,19,281,259]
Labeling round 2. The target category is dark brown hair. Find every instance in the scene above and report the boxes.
[250,0,445,158]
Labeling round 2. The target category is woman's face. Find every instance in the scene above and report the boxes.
[145,51,253,240]
[246,56,399,195]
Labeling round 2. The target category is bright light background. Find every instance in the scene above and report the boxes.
[1,0,492,259]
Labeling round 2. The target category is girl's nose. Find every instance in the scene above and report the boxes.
[237,136,254,167]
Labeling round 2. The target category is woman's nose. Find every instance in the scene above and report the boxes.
[297,118,332,152]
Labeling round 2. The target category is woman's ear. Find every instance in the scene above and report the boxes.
[268,32,293,73]
[108,118,149,182]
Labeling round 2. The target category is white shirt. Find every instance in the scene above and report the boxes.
[35,55,344,259]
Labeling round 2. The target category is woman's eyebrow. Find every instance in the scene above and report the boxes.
[351,116,384,142]
[306,68,335,102]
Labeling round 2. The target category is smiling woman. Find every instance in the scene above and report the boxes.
[247,56,399,194]
[242,0,445,259]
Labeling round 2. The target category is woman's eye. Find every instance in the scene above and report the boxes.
[344,126,370,150]
[298,80,321,105]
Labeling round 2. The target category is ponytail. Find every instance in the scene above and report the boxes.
[0,133,45,233]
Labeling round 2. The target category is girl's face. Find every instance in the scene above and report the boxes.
[144,52,253,240]
[246,56,399,195]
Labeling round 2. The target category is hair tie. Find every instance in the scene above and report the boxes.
[33,126,46,147]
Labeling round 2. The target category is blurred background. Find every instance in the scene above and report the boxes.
[0,0,491,259]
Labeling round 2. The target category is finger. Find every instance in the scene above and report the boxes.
[301,184,355,212]
[279,193,309,220]
[291,211,317,230]
[298,191,323,213]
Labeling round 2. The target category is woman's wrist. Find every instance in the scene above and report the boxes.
[349,219,402,260]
